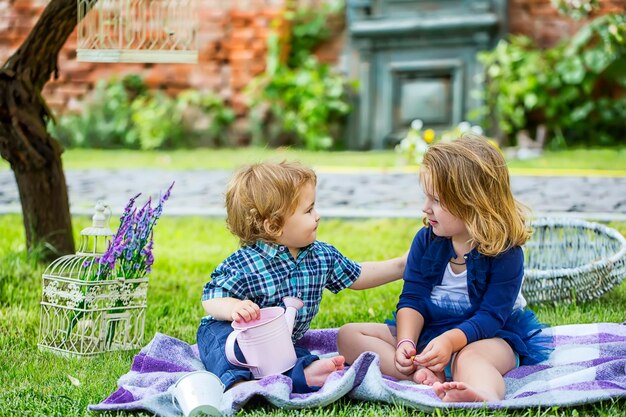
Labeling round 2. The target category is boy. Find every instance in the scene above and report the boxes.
[197,161,406,393]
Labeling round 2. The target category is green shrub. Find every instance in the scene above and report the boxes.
[49,75,234,150]
[477,13,626,148]
[51,75,144,149]
[247,4,354,151]
[248,53,354,151]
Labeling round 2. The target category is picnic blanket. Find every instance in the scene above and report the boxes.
[89,323,626,416]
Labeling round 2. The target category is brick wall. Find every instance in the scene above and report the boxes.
[0,0,284,116]
[509,0,625,48]
[1,0,624,117]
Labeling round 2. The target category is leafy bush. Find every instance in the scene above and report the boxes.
[551,0,599,21]
[50,75,234,150]
[477,13,626,148]
[248,53,354,151]
[246,4,354,151]
[51,75,144,149]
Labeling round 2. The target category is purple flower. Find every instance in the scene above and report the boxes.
[92,184,173,281]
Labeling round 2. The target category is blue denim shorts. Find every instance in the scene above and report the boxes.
[196,319,320,393]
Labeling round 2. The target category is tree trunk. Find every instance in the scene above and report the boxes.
[0,0,82,260]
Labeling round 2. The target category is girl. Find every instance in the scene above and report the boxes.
[338,136,552,402]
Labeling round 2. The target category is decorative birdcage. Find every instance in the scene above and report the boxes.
[38,202,148,356]
[77,0,198,63]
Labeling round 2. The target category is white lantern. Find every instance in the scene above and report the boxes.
[38,202,148,356]
[77,0,198,64]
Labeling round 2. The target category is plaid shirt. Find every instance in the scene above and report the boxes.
[202,240,362,341]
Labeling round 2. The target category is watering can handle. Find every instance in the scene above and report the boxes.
[225,329,255,369]
[171,386,180,409]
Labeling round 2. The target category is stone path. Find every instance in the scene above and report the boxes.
[0,169,625,221]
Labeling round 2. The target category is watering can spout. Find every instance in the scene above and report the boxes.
[282,296,304,334]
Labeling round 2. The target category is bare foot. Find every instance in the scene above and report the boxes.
[303,356,345,388]
[432,381,497,402]
[413,366,445,386]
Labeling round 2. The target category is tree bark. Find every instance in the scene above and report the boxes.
[0,0,81,260]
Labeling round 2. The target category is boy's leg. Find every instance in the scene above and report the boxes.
[196,320,254,390]
[285,346,348,393]
[433,338,516,402]
[283,346,320,393]
[337,323,413,381]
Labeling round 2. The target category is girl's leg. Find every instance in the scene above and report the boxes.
[337,323,412,380]
[432,338,516,402]
[413,365,445,386]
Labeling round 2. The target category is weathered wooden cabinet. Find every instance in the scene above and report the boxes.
[345,0,508,149]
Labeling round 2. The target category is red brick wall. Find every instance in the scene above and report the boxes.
[509,0,626,48]
[1,0,624,116]
[0,0,283,116]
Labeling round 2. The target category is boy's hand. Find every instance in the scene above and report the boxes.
[231,300,260,322]
[394,342,417,375]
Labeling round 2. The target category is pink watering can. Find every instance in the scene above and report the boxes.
[225,296,304,379]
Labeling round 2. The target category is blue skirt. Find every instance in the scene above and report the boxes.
[387,304,553,366]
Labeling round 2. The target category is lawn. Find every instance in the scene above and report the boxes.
[1,147,625,174]
[1,214,625,416]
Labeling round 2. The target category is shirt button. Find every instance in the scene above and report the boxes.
[298,292,302,297]
[279,246,285,251]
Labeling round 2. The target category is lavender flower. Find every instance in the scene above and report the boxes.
[91,184,173,281]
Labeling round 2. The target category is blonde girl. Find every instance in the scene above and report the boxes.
[338,136,552,402]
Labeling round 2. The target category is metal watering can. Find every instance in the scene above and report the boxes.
[224,297,304,379]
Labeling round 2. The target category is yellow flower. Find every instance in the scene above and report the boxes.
[423,129,436,144]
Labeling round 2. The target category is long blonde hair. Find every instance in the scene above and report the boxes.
[420,136,531,256]
[225,161,317,246]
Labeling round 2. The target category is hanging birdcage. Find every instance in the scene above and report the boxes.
[77,0,198,63]
[38,202,148,356]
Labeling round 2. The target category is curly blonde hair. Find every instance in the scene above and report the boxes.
[225,161,317,246]
[420,136,531,256]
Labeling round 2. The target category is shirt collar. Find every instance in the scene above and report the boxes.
[254,240,283,259]
[254,240,315,260]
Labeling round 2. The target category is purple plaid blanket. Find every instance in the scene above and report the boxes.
[89,323,626,416]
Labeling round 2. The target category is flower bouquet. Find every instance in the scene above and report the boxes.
[83,182,173,282]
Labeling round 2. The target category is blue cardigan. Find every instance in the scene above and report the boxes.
[397,226,525,345]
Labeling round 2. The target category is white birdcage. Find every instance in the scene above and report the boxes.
[77,0,198,63]
[38,202,148,356]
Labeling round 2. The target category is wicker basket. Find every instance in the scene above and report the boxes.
[523,218,626,304]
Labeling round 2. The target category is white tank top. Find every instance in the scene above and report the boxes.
[430,264,527,314]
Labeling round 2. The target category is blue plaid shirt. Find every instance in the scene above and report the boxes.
[202,240,362,341]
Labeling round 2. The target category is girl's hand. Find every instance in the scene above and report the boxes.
[413,335,453,372]
[394,341,417,375]
[231,300,260,322]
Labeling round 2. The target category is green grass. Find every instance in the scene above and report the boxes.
[1,215,626,416]
[1,147,624,173]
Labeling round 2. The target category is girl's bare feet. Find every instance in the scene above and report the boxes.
[413,366,445,386]
[304,356,345,387]
[432,381,497,402]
